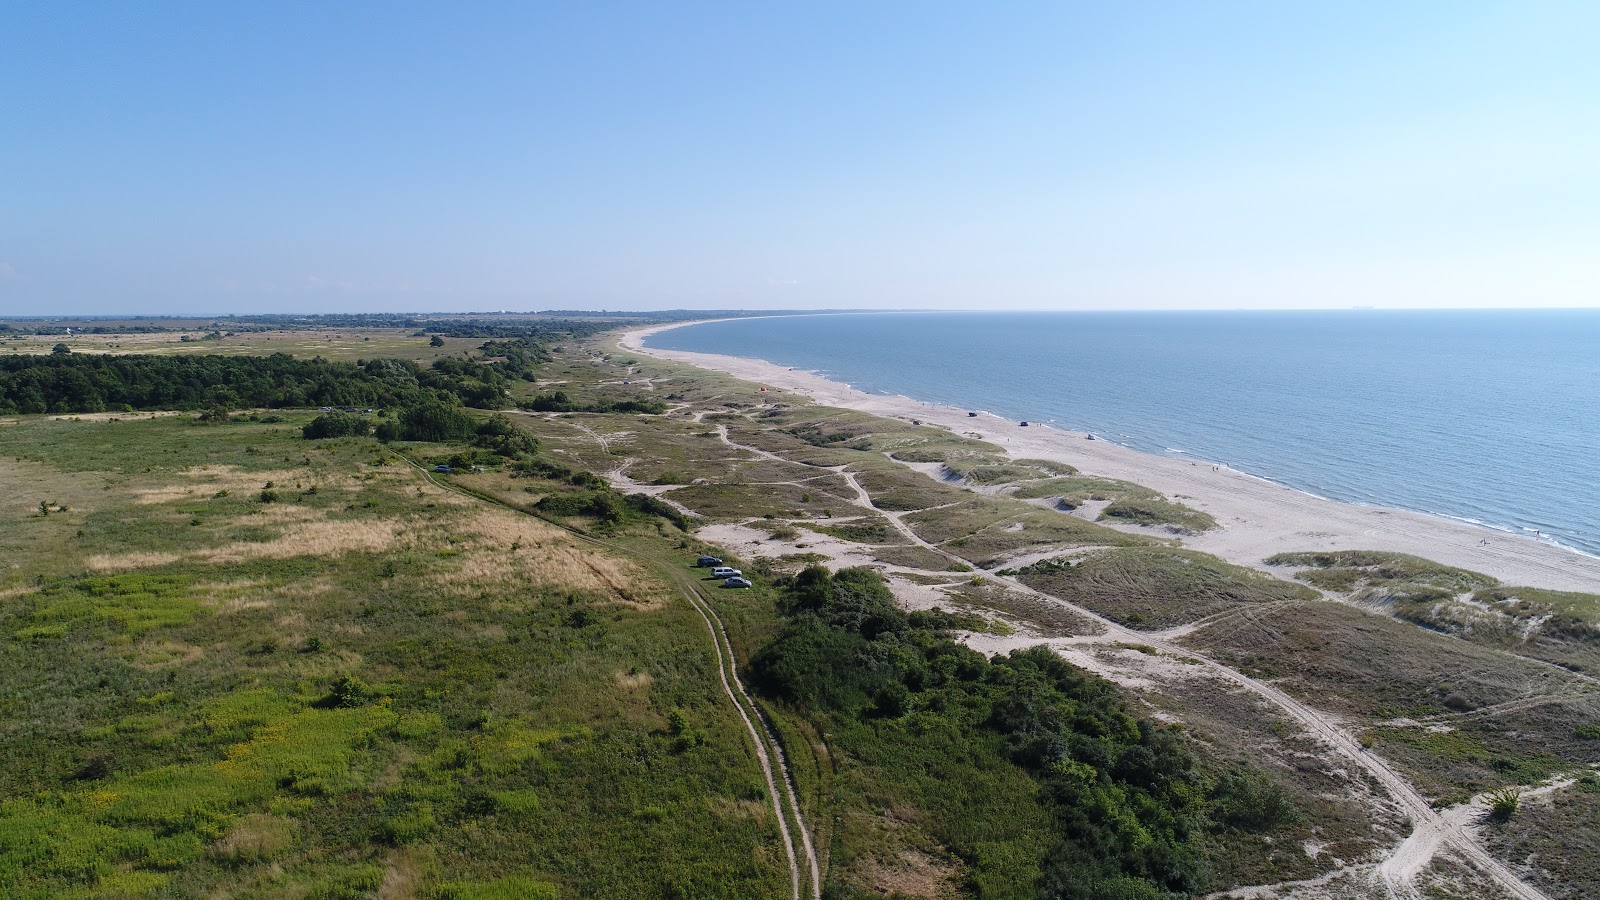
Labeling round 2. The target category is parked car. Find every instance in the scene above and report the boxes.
[723,577,752,589]
[433,465,452,473]
[696,555,723,567]
[711,566,742,578]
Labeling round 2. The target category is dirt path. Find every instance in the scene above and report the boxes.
[394,453,821,899]
[667,568,819,900]
[705,415,1549,900]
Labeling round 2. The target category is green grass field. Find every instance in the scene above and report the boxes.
[0,414,790,898]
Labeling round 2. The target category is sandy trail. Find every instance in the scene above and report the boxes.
[621,323,1600,595]
[624,325,1563,900]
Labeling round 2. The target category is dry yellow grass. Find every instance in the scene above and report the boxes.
[213,813,296,863]
[615,670,655,690]
[707,796,773,825]
[131,466,331,505]
[420,508,665,607]
[50,411,186,423]
[378,846,433,900]
[129,639,206,669]
[84,516,419,572]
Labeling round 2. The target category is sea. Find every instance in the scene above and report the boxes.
[646,310,1600,560]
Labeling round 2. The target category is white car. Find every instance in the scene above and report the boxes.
[711,566,741,578]
[723,577,752,589]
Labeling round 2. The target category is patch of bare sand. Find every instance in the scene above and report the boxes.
[696,521,955,611]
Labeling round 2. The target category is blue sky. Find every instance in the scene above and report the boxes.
[3,1,1597,314]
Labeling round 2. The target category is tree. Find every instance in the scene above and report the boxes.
[428,335,445,347]
[473,413,538,456]
[302,411,371,439]
[51,343,71,355]
[398,399,476,442]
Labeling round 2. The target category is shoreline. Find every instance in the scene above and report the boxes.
[621,320,1600,595]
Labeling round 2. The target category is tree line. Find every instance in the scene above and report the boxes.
[0,343,551,415]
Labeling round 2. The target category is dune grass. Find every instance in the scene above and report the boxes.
[1015,548,1315,630]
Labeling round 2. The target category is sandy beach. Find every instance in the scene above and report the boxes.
[622,321,1600,595]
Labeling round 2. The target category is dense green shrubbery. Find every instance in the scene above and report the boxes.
[474,414,540,457]
[753,565,1296,898]
[302,411,371,439]
[522,390,666,415]
[533,489,686,530]
[395,400,478,442]
[0,331,569,416]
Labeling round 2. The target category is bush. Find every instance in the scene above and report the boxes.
[302,411,371,439]
[321,675,373,708]
[1210,771,1301,831]
[1487,787,1521,823]
[397,399,476,442]
[473,413,539,456]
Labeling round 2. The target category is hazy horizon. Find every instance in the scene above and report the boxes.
[5,2,1598,316]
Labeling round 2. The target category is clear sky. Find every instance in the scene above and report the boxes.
[3,1,1597,314]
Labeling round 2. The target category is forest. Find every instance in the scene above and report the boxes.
[0,341,548,415]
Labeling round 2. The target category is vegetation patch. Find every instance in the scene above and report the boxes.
[1017,548,1314,629]
[1100,498,1218,534]
[1010,475,1162,504]
[1267,550,1495,595]
[751,565,1297,898]
[941,461,1070,484]
[805,518,900,545]
[0,692,395,894]
[11,574,201,640]
[1270,551,1600,670]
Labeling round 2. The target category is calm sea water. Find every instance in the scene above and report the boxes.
[648,310,1600,558]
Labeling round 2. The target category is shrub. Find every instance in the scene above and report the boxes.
[473,413,539,456]
[1210,771,1301,831]
[398,399,476,442]
[381,803,436,844]
[1486,787,1521,822]
[302,411,371,439]
[322,675,374,708]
